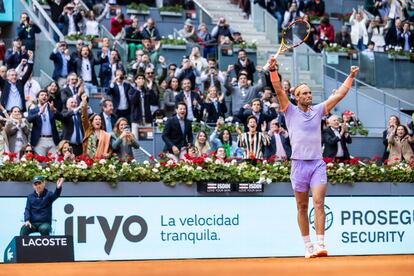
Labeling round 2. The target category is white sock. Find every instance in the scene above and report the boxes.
[302,235,311,246]
[316,235,324,244]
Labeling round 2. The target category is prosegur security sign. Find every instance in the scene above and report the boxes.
[1,197,414,261]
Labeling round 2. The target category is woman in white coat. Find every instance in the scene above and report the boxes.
[368,15,386,52]
[349,7,369,51]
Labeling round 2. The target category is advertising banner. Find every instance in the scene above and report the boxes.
[1,197,413,262]
[0,0,13,22]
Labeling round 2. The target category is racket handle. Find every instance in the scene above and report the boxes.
[263,50,281,71]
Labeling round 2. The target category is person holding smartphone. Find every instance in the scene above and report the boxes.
[110,117,140,159]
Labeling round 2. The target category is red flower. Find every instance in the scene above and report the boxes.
[25,152,34,160]
[323,157,334,163]
[149,155,155,161]
[158,152,165,158]
[349,157,361,165]
[35,155,46,163]
[160,161,166,167]
[8,152,17,162]
[372,156,381,161]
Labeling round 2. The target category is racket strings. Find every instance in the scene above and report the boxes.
[283,21,310,48]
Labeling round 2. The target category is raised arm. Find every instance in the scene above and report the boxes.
[267,57,290,112]
[324,66,359,114]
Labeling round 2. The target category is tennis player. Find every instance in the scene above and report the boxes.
[268,56,359,258]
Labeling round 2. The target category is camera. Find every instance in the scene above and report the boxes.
[67,147,73,154]
[124,125,131,132]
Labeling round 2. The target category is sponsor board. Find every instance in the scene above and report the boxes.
[1,197,414,261]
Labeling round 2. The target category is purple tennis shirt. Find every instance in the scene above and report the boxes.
[283,102,327,160]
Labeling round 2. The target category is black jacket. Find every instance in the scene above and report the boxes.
[234,58,256,82]
[128,86,156,124]
[235,107,278,130]
[203,100,227,124]
[107,82,132,112]
[162,116,193,153]
[74,55,99,86]
[175,91,203,121]
[0,62,33,112]
[265,133,292,159]
[385,26,403,46]
[322,127,352,159]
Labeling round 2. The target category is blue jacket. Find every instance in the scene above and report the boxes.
[27,105,63,147]
[24,187,62,224]
[49,49,70,80]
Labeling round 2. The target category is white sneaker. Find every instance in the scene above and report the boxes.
[304,242,316,258]
[314,242,328,257]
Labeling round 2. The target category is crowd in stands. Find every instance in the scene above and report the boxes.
[254,0,414,54]
[0,0,413,166]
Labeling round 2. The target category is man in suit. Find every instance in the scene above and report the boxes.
[174,57,199,89]
[49,41,71,88]
[60,73,80,109]
[235,98,278,130]
[99,50,125,89]
[175,78,203,121]
[99,99,118,133]
[162,102,193,155]
[399,22,414,52]
[107,69,131,120]
[61,96,84,156]
[0,50,33,112]
[385,18,403,47]
[58,3,82,36]
[73,45,99,95]
[128,74,156,137]
[266,119,292,160]
[4,38,29,69]
[234,49,256,82]
[27,90,63,156]
[322,115,352,162]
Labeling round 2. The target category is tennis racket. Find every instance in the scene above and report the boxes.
[264,18,311,68]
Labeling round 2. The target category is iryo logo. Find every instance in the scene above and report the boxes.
[309,205,333,231]
[64,204,148,255]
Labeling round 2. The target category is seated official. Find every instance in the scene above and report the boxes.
[322,115,352,162]
[20,176,64,236]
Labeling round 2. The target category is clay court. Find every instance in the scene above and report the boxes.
[1,255,413,276]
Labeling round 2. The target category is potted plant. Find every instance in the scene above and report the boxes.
[159,4,183,17]
[126,3,150,15]
[386,46,412,60]
[160,35,187,49]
